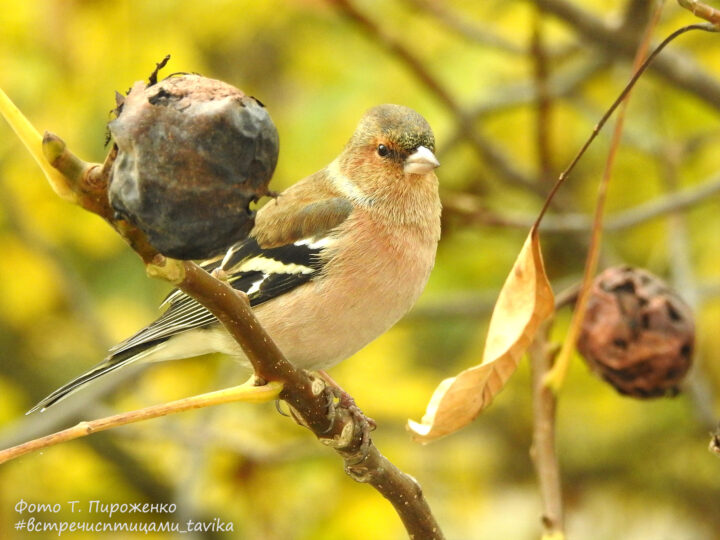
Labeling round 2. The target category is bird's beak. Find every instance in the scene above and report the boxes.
[404,146,440,174]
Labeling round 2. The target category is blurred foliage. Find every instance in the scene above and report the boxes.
[1,0,719,539]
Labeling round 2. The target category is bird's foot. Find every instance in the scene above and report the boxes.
[312,373,375,465]
[317,370,376,432]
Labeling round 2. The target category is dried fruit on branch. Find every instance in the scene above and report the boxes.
[577,266,694,398]
[108,75,279,259]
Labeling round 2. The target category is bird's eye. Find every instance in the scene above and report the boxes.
[377,144,389,157]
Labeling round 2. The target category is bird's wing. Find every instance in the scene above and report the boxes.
[249,195,354,249]
[28,195,354,412]
[109,197,353,357]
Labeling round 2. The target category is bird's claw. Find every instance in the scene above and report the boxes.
[330,385,377,432]
[325,385,375,463]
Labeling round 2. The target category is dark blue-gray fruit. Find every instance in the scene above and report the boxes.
[108,74,279,259]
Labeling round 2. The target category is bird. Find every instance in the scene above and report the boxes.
[30,104,441,413]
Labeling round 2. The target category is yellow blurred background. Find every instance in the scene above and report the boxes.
[1,1,719,538]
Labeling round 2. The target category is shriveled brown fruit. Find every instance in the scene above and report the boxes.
[577,266,694,398]
[108,74,279,259]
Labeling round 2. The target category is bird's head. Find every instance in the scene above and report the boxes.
[333,105,440,203]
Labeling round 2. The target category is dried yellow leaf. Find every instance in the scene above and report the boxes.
[408,227,554,442]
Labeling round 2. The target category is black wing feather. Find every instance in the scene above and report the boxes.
[109,237,325,357]
[30,199,344,412]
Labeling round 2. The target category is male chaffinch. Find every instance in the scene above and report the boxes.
[31,104,441,412]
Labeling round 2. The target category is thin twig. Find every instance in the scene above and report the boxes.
[0,363,146,450]
[443,170,720,232]
[529,321,563,537]
[533,0,720,111]
[544,0,666,389]
[0,381,283,464]
[533,22,718,229]
[532,14,555,183]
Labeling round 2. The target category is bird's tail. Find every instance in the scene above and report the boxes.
[27,341,164,413]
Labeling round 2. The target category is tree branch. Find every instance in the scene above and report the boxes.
[711,424,720,457]
[528,21,565,535]
[532,0,720,111]
[0,94,446,539]
[402,0,525,53]
[543,0,664,389]
[532,13,555,183]
[438,55,610,165]
[0,381,283,464]
[659,142,718,430]
[465,56,609,122]
[529,321,564,538]
[678,0,720,26]
[443,169,720,232]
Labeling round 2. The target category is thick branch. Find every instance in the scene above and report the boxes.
[174,262,444,538]
[341,442,441,537]
[1,109,445,538]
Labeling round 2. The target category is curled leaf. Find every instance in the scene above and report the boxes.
[408,227,554,442]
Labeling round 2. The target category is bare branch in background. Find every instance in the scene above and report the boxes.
[532,0,720,110]
[333,0,546,198]
[438,56,609,166]
[532,14,555,183]
[402,0,525,53]
[711,424,720,457]
[660,144,718,428]
[528,20,565,534]
[463,57,609,123]
[443,170,720,232]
